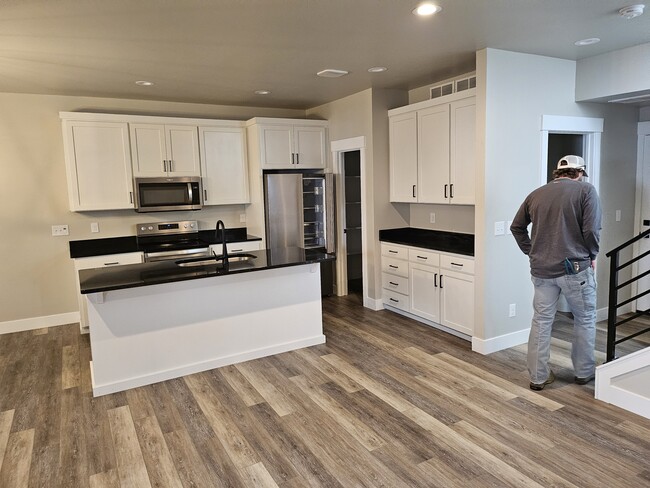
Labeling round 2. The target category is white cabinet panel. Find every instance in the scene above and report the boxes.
[199,126,249,205]
[131,124,200,177]
[449,98,476,204]
[409,263,440,323]
[389,112,418,202]
[295,126,327,168]
[381,256,409,278]
[418,104,450,203]
[382,273,409,295]
[62,121,134,211]
[441,269,474,336]
[383,289,410,312]
[381,242,409,260]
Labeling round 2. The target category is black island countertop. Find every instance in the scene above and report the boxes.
[69,227,261,259]
[379,227,474,256]
[79,247,334,294]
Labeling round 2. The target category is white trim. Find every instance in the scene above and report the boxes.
[633,122,650,311]
[539,115,604,193]
[92,335,326,397]
[364,297,384,311]
[60,111,246,127]
[471,327,529,355]
[595,347,650,420]
[331,137,370,306]
[0,311,80,335]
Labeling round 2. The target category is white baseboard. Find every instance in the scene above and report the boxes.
[472,327,530,355]
[0,311,80,335]
[364,296,384,311]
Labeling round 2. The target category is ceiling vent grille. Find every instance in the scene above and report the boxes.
[430,82,453,99]
[430,75,476,100]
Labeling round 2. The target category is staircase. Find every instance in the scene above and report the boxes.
[596,229,650,419]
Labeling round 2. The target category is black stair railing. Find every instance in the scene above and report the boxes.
[605,227,650,362]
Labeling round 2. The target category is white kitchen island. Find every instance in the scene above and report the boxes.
[80,248,329,396]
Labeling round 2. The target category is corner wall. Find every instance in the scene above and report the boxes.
[475,48,638,348]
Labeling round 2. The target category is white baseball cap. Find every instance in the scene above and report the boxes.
[557,155,588,177]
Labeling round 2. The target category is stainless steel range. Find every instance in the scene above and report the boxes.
[136,220,211,262]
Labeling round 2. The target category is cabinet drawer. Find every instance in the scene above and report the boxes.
[383,289,410,312]
[381,242,408,260]
[75,252,143,270]
[440,254,474,274]
[211,240,260,255]
[408,248,440,266]
[382,257,409,277]
[382,273,409,295]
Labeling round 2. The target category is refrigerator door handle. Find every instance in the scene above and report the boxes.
[325,173,336,253]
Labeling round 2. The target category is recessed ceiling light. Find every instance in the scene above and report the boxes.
[412,2,442,16]
[619,4,645,19]
[574,38,600,46]
[254,90,271,95]
[316,69,349,78]
[368,67,388,73]
[135,80,154,86]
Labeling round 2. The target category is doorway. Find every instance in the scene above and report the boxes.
[634,123,650,312]
[343,151,363,295]
[546,133,585,182]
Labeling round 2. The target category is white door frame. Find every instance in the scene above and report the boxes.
[540,115,604,192]
[632,121,650,311]
[331,137,368,303]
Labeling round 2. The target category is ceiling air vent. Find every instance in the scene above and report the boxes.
[430,82,453,99]
[456,76,476,92]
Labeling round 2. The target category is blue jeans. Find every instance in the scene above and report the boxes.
[528,267,597,383]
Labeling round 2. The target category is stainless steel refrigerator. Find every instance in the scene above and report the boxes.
[264,172,336,295]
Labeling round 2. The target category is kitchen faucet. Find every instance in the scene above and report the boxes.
[215,220,228,262]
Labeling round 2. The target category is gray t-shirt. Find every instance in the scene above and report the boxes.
[511,178,602,278]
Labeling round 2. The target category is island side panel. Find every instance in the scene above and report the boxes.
[86,263,325,396]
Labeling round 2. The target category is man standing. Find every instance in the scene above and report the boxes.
[511,155,602,391]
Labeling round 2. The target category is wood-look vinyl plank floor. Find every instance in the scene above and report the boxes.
[0,294,649,487]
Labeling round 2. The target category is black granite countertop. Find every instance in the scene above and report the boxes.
[379,227,474,256]
[69,227,261,259]
[79,247,334,294]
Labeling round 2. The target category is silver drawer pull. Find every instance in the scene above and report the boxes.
[389,281,398,286]
[231,248,243,252]
[451,262,464,267]
[104,262,119,266]
[417,255,428,260]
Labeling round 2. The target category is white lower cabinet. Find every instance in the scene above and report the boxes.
[73,252,143,333]
[381,242,474,337]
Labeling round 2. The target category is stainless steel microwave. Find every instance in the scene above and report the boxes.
[134,177,203,212]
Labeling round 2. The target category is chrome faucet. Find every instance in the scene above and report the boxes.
[215,220,228,262]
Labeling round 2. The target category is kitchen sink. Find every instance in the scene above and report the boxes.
[175,253,256,267]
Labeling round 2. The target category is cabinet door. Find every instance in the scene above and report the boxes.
[440,269,474,336]
[418,104,450,204]
[389,112,418,202]
[130,124,168,176]
[260,125,294,169]
[294,125,327,169]
[166,125,201,176]
[63,121,134,211]
[199,127,249,205]
[409,262,440,323]
[449,98,476,204]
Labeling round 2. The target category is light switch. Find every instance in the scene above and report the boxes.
[494,221,505,236]
[91,222,100,233]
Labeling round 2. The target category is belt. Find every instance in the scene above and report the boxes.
[564,258,591,274]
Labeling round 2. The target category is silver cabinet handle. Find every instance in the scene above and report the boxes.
[103,262,119,266]
[416,255,428,260]
[129,191,133,204]
[444,184,448,198]
[169,160,173,172]
[204,189,208,201]
[440,275,444,289]
[450,184,454,199]
[412,185,416,198]
[434,273,438,287]
[163,160,167,172]
[296,153,300,165]
[451,262,463,267]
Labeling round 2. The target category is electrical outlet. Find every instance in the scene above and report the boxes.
[52,224,69,236]
[615,210,621,222]
[239,214,246,223]
[91,222,99,233]
[429,212,436,224]
[509,303,516,317]
[494,221,505,236]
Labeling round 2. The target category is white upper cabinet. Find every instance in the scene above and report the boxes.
[199,125,250,205]
[388,90,476,205]
[61,118,135,211]
[248,118,328,170]
[130,124,201,177]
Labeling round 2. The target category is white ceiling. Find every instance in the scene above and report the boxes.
[1,0,649,109]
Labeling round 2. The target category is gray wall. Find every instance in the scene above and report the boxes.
[475,48,639,343]
[0,93,302,326]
